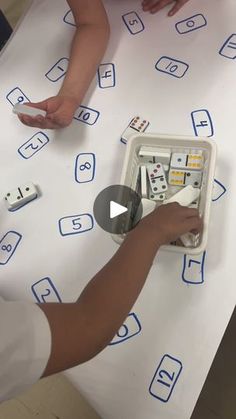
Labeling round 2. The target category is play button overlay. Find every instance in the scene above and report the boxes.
[110,201,128,219]
[93,185,142,234]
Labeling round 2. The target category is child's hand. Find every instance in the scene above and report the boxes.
[138,202,203,246]
[18,95,79,129]
[142,0,189,16]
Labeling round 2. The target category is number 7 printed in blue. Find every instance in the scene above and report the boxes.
[149,354,183,403]
[182,251,206,284]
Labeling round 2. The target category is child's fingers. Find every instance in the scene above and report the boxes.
[19,114,59,130]
[183,216,203,234]
[168,0,189,16]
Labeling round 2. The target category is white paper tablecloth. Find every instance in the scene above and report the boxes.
[0,0,235,418]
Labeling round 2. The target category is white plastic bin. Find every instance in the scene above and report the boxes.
[112,133,217,255]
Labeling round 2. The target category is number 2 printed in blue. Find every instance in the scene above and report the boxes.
[0,231,22,265]
[110,313,141,345]
[98,63,116,88]
[149,355,183,403]
[191,109,214,137]
[175,14,207,34]
[75,153,96,183]
[155,57,189,78]
[6,87,30,106]
[59,214,94,236]
[219,34,236,60]
[74,106,100,125]
[182,252,206,284]
[122,12,144,35]
[31,278,62,303]
[18,132,49,159]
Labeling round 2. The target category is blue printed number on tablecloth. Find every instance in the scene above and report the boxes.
[6,87,30,106]
[122,12,144,35]
[212,179,227,202]
[110,313,141,345]
[45,58,69,82]
[98,63,116,88]
[219,34,236,60]
[0,231,22,265]
[31,278,62,303]
[191,109,214,137]
[75,153,96,183]
[155,57,189,78]
[182,252,206,284]
[59,214,94,236]
[18,132,49,159]
[175,14,207,34]
[149,355,183,403]
[74,106,100,125]
[63,9,76,26]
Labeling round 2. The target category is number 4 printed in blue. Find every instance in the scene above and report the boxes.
[182,251,206,285]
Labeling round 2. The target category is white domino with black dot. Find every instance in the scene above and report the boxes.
[147,163,168,194]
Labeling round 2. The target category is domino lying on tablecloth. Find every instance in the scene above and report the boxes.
[114,133,217,255]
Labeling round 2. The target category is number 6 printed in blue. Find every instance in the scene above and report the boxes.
[59,214,94,236]
[75,153,96,183]
[149,355,183,403]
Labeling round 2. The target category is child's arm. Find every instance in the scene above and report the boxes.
[142,0,189,16]
[40,203,202,376]
[19,0,110,129]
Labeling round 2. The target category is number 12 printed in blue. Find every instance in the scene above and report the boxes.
[149,354,183,403]
[18,132,49,159]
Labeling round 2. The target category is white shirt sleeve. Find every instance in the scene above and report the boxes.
[0,297,51,402]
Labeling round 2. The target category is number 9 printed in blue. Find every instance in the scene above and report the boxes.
[0,231,22,265]
[149,355,183,403]
[6,87,30,106]
[75,153,95,183]
[59,213,94,236]
[122,12,144,35]
[109,313,141,345]
[182,252,206,284]
[191,109,214,137]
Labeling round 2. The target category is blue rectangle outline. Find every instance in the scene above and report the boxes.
[0,231,22,265]
[122,11,145,35]
[18,132,49,159]
[219,34,236,59]
[98,63,116,88]
[149,354,183,403]
[191,109,214,137]
[73,105,100,125]
[175,13,207,34]
[58,213,94,236]
[75,153,96,183]
[45,58,69,82]
[182,251,206,284]
[155,56,189,78]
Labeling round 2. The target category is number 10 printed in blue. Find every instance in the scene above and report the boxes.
[149,354,183,403]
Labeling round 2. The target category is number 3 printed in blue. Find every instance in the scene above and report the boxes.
[75,153,96,183]
[149,354,183,403]
[59,214,94,236]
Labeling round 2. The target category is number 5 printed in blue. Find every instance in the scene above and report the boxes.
[122,12,144,35]
[182,251,206,284]
[149,354,183,403]
[75,153,96,183]
[59,214,94,236]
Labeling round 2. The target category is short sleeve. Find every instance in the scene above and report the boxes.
[0,298,51,402]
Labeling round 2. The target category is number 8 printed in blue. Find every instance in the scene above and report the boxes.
[75,153,96,183]
[149,354,183,403]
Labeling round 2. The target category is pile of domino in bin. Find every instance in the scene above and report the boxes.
[136,146,204,248]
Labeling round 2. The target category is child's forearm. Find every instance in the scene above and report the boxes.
[58,22,110,106]
[41,226,160,376]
